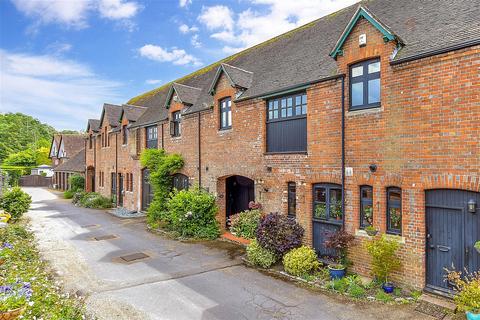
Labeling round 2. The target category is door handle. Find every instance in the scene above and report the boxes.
[437,245,450,252]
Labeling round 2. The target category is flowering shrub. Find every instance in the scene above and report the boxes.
[0,224,85,318]
[324,229,355,266]
[283,246,320,276]
[446,269,480,313]
[165,187,220,239]
[0,187,32,220]
[0,280,32,312]
[256,212,304,256]
[230,209,262,239]
[246,239,277,268]
[248,201,262,210]
[0,242,13,261]
[73,192,112,209]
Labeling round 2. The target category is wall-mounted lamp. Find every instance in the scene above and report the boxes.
[369,164,377,173]
[468,199,477,214]
[266,166,272,172]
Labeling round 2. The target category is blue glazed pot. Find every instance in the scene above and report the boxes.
[467,311,480,320]
[328,266,346,280]
[382,282,394,294]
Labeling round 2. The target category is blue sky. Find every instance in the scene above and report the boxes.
[0,0,358,130]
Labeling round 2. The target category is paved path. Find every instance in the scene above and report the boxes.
[24,188,431,320]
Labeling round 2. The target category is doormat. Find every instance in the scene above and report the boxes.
[119,252,150,263]
[93,234,118,241]
[415,301,447,319]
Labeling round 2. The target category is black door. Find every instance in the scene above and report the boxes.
[142,169,153,211]
[426,189,480,293]
[312,184,343,258]
[118,173,124,207]
[226,176,254,226]
[111,172,117,206]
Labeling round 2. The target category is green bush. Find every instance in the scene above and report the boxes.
[69,174,85,192]
[64,190,74,199]
[72,191,86,205]
[364,234,401,283]
[348,283,366,299]
[282,246,320,276]
[140,149,184,226]
[246,239,277,268]
[77,192,112,209]
[0,187,32,220]
[230,209,262,239]
[165,187,219,239]
[375,289,394,302]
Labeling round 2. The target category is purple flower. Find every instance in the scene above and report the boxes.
[1,243,13,249]
[0,285,12,293]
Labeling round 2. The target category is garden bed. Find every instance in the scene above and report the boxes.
[241,257,421,305]
[0,222,88,318]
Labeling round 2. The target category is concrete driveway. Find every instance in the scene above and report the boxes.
[24,187,431,320]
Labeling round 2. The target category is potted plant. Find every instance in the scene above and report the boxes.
[0,242,13,265]
[365,235,401,294]
[0,280,32,320]
[445,269,480,320]
[365,225,378,237]
[324,229,355,279]
[475,241,480,254]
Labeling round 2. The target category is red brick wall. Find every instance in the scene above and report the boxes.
[335,18,480,288]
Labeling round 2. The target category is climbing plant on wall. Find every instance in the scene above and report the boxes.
[140,149,184,226]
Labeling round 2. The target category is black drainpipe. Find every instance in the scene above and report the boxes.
[161,123,164,149]
[115,132,118,206]
[341,75,346,229]
[93,133,96,192]
[198,112,202,188]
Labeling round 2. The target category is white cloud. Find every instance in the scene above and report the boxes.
[145,79,162,85]
[198,5,234,31]
[0,50,125,130]
[98,0,141,19]
[139,44,202,67]
[198,0,359,53]
[179,0,192,8]
[191,34,202,48]
[45,42,73,55]
[10,0,141,29]
[179,24,199,34]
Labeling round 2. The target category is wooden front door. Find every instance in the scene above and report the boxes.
[118,173,124,207]
[312,183,343,258]
[142,169,153,212]
[426,189,480,293]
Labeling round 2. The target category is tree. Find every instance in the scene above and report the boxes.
[0,113,56,163]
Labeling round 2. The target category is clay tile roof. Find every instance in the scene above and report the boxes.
[54,149,85,173]
[60,134,85,158]
[102,103,123,127]
[121,104,148,122]
[87,119,101,132]
[172,83,202,106]
[129,0,480,127]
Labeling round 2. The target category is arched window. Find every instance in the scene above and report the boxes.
[386,187,402,235]
[172,173,189,191]
[360,185,373,228]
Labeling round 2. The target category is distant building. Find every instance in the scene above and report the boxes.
[30,164,53,177]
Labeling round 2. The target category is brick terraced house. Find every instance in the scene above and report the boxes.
[49,134,86,190]
[81,0,479,293]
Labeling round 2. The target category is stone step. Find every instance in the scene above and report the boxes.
[418,293,457,312]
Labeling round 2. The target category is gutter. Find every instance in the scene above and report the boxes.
[198,113,202,188]
[341,75,346,229]
[235,74,343,102]
[390,39,480,65]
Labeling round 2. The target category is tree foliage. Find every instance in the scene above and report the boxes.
[0,113,56,163]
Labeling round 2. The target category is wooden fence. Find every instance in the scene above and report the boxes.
[19,175,52,187]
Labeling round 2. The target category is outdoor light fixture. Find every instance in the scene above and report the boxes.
[369,164,377,173]
[468,199,477,214]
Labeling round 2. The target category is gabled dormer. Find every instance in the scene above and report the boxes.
[164,83,202,109]
[98,103,122,148]
[208,63,253,97]
[329,5,403,60]
[118,104,147,146]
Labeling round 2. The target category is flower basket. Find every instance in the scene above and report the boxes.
[0,307,25,320]
[365,229,378,237]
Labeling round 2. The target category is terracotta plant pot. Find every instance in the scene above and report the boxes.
[0,307,25,320]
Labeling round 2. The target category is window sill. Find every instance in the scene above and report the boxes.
[355,229,405,243]
[264,151,308,155]
[347,106,382,117]
[218,127,232,133]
